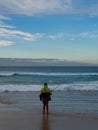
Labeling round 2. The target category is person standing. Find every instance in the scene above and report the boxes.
[40,83,52,115]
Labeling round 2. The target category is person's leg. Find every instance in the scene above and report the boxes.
[43,100,49,115]
[46,102,49,115]
[43,103,45,114]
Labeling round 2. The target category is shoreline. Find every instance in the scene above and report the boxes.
[0,91,98,130]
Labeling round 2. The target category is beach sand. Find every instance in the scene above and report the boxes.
[0,106,98,130]
[0,93,98,130]
[0,92,98,130]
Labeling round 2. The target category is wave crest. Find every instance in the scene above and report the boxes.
[0,81,98,92]
[0,72,98,77]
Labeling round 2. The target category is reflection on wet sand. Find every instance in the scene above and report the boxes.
[40,114,50,130]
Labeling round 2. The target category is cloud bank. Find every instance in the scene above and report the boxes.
[0,58,95,66]
[0,0,98,16]
[0,0,72,15]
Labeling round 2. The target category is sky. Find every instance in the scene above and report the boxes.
[0,0,98,65]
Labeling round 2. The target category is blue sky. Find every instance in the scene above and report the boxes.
[0,0,98,65]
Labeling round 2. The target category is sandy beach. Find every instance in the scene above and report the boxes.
[0,91,98,130]
[0,101,98,130]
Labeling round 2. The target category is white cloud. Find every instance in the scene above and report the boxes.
[78,32,98,39]
[46,33,74,40]
[0,40,14,47]
[0,28,44,41]
[0,15,11,20]
[47,32,73,40]
[69,38,75,41]
[0,0,98,15]
[47,33,65,40]
[46,31,98,41]
[78,32,90,38]
[0,0,72,15]
[0,21,15,29]
[0,15,44,43]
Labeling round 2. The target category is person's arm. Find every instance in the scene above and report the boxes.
[48,88,52,95]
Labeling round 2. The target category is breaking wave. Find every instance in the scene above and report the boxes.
[0,72,98,77]
[0,81,98,92]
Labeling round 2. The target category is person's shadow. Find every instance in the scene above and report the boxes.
[40,114,50,130]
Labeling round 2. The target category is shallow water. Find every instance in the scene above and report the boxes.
[0,90,98,118]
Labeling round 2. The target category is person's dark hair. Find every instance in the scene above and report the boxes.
[44,82,47,86]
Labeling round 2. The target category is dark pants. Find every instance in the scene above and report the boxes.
[42,98,49,114]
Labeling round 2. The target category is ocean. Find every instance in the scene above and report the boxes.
[0,66,98,116]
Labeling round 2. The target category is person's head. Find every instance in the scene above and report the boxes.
[44,82,47,86]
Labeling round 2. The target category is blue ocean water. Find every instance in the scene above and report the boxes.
[0,66,98,116]
[0,66,98,92]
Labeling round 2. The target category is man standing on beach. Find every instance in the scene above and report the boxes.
[40,83,52,115]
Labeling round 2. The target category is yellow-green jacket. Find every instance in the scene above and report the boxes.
[40,85,52,95]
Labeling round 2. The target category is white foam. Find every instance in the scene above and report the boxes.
[0,81,98,92]
[57,81,98,91]
[0,84,42,92]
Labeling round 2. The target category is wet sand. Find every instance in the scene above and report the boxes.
[0,108,98,130]
[0,92,98,130]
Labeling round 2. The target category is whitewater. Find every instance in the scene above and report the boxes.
[0,66,98,92]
